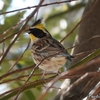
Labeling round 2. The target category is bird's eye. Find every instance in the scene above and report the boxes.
[29,28,46,38]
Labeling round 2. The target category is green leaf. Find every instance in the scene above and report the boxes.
[24,90,35,100]
[2,0,12,12]
[1,11,26,34]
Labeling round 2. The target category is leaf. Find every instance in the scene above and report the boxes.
[2,0,12,12]
[1,11,26,34]
[24,90,35,100]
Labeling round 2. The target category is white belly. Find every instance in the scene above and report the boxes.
[38,56,67,72]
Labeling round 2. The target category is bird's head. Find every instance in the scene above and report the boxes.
[27,19,50,43]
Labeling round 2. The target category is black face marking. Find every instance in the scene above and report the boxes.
[29,28,46,38]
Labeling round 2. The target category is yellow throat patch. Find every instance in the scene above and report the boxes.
[29,33,36,41]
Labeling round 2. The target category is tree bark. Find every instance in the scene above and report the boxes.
[54,0,100,100]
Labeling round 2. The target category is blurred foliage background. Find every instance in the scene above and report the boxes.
[0,0,87,100]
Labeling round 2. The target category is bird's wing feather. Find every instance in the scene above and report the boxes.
[39,38,67,55]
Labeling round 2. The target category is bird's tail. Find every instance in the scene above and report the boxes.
[67,55,74,61]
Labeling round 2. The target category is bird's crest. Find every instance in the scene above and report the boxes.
[32,18,43,27]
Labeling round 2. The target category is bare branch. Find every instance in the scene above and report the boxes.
[0,0,77,15]
[60,0,99,43]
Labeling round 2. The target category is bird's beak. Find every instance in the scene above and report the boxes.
[25,26,32,34]
[25,30,30,34]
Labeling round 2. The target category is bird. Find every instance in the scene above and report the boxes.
[27,19,74,73]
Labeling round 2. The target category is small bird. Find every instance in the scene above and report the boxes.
[27,19,74,72]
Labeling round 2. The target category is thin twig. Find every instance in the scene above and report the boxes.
[0,65,35,80]
[88,82,100,100]
[14,0,45,99]
[0,33,16,43]
[0,73,55,84]
[37,54,100,100]
[0,49,99,83]
[0,59,100,96]
[60,0,99,43]
[37,1,99,99]
[14,65,38,100]
[0,0,76,15]
[0,19,25,39]
[80,76,97,97]
[0,71,100,85]
[1,42,5,56]
[14,48,67,99]
[80,68,100,97]
[73,49,96,58]
[0,33,20,65]
[67,35,100,50]
[62,73,89,98]
[0,0,44,65]
[0,1,99,100]
[0,49,87,81]
[7,40,30,73]
[0,75,55,98]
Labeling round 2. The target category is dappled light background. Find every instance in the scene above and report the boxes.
[0,0,87,100]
